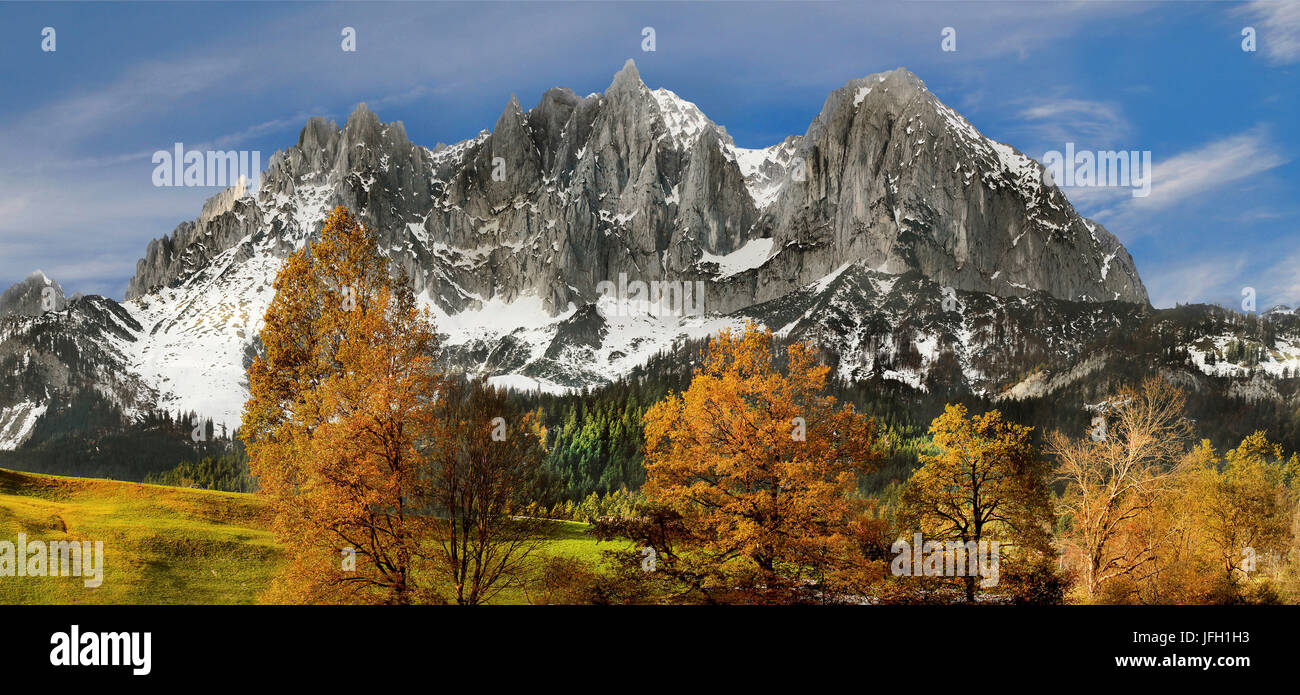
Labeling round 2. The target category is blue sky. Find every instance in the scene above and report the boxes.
[0,0,1296,309]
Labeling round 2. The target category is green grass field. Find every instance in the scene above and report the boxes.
[0,467,611,604]
[0,467,282,604]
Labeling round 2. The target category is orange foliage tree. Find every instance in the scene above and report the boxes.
[241,206,441,604]
[641,323,884,602]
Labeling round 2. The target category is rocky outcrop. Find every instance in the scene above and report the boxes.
[752,68,1146,306]
[0,271,66,317]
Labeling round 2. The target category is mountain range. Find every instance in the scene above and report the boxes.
[3,59,1297,468]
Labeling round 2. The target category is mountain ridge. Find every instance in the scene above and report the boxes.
[123,61,1148,309]
[2,61,1176,453]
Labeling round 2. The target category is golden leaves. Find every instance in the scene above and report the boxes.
[642,322,883,596]
[240,206,441,604]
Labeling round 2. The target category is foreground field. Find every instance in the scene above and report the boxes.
[0,468,608,604]
[0,467,281,604]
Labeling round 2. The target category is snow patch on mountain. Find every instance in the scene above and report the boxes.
[699,238,775,277]
[120,252,279,432]
[1187,335,1300,378]
[730,138,800,209]
[486,374,565,393]
[651,88,715,150]
[430,293,577,341]
[0,400,46,450]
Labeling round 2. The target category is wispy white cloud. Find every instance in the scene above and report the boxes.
[200,111,330,151]
[1239,0,1300,65]
[1137,128,1287,211]
[1016,97,1131,147]
[1143,255,1248,309]
[1,57,245,160]
[365,85,438,112]
[1072,128,1288,231]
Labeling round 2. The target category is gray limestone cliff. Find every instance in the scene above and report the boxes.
[123,61,1148,315]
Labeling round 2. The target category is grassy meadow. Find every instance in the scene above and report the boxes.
[0,467,610,604]
[0,467,281,604]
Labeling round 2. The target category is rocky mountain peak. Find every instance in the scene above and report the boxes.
[338,102,413,166]
[492,94,529,136]
[607,58,645,95]
[297,115,342,152]
[343,101,381,132]
[757,66,1149,305]
[0,271,66,318]
[651,87,726,151]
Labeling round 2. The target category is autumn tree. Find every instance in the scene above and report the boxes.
[1047,377,1192,603]
[241,206,442,604]
[421,376,548,605]
[1116,434,1300,604]
[641,323,884,603]
[1111,439,1216,604]
[1191,431,1293,586]
[897,404,1055,602]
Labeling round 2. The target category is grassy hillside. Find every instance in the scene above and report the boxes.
[0,467,281,604]
[0,468,613,604]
